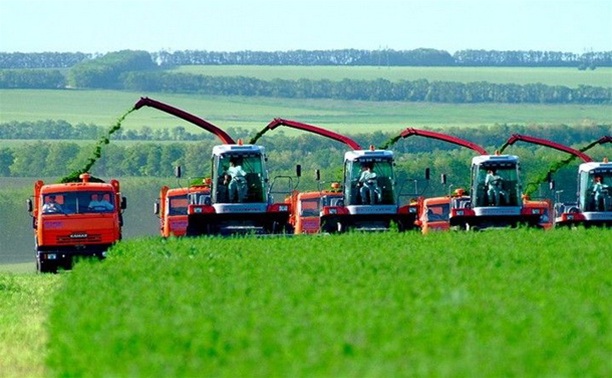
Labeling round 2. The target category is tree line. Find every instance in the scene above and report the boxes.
[1,50,610,104]
[1,49,610,69]
[1,124,608,202]
[1,120,608,149]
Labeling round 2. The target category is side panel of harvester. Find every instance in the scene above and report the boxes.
[28,173,126,273]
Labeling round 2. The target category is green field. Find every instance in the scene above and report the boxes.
[2,229,610,376]
[170,65,612,88]
[1,89,611,134]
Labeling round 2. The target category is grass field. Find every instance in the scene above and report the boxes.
[169,65,612,88]
[3,229,610,376]
[1,89,611,134]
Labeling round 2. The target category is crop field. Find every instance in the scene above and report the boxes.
[169,65,612,88]
[1,229,610,376]
[1,89,611,134]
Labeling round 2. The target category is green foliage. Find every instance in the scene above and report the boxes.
[60,107,135,183]
[0,273,61,377]
[46,230,612,376]
[0,69,65,89]
[67,50,156,89]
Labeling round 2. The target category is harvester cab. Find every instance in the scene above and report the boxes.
[134,97,293,236]
[500,133,611,228]
[379,127,489,232]
[558,159,612,227]
[250,118,418,233]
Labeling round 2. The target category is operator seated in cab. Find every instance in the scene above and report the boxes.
[357,163,380,205]
[42,194,63,213]
[485,169,506,206]
[226,158,248,203]
[591,175,609,211]
[88,193,114,211]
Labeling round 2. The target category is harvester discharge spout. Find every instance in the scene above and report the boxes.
[133,97,236,144]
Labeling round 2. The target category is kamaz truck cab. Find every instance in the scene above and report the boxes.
[27,173,127,273]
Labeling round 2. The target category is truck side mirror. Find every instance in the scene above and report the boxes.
[154,201,160,215]
[26,199,33,213]
[315,169,321,181]
[441,174,447,185]
[121,197,127,210]
[425,168,430,181]
[549,180,555,191]
[175,166,182,178]
[296,164,302,178]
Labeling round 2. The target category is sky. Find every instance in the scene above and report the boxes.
[1,0,611,54]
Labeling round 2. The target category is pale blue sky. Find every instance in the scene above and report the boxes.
[1,0,610,54]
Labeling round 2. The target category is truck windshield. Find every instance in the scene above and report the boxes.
[42,191,115,214]
[168,196,188,215]
[299,197,320,217]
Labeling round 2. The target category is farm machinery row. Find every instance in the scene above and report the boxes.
[28,96,610,272]
[139,97,611,237]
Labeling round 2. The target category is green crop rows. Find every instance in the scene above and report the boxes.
[3,229,597,376]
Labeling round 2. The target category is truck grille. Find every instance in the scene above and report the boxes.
[56,234,103,244]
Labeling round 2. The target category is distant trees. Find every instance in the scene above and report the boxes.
[0,69,65,88]
[1,49,610,69]
[1,49,610,102]
[0,123,609,182]
[67,50,157,89]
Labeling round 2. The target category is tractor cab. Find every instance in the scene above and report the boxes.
[210,144,268,205]
[343,149,397,208]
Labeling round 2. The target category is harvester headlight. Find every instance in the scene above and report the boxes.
[279,205,288,212]
[194,208,203,213]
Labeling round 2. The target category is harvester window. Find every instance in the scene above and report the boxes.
[474,164,519,207]
[346,159,395,206]
[583,171,611,211]
[217,154,266,203]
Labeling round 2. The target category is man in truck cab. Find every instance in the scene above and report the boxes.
[88,193,114,211]
[42,195,63,213]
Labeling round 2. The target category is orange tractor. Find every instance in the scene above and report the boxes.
[134,97,295,236]
[250,118,419,233]
[27,173,127,273]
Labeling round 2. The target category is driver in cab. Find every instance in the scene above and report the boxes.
[88,193,114,211]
